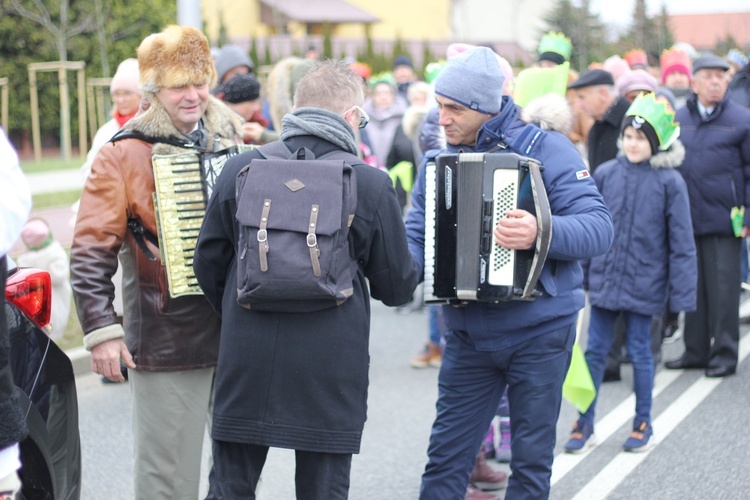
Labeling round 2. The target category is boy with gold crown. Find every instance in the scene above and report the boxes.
[564,93,697,454]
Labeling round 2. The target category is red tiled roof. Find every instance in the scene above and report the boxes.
[668,12,750,50]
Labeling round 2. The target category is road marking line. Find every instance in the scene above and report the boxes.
[568,333,750,500]
[551,368,681,485]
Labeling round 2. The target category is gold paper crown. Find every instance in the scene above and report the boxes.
[625,49,648,68]
[626,93,680,150]
[660,48,692,81]
[368,71,395,88]
[538,32,573,61]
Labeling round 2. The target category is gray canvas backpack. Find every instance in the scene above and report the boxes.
[235,141,359,312]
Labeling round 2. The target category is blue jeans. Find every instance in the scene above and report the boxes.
[580,307,654,427]
[420,324,575,500]
[428,306,442,345]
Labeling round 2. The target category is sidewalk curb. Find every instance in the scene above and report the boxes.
[67,346,92,377]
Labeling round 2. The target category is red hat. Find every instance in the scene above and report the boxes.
[660,48,692,84]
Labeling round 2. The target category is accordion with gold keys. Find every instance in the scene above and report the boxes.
[151,145,254,297]
[423,151,552,304]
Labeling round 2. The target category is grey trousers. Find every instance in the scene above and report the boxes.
[129,367,215,500]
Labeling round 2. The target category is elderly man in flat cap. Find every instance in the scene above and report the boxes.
[569,68,632,173]
[665,54,750,378]
[70,25,243,498]
[405,46,613,500]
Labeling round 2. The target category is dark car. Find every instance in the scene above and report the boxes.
[5,263,81,499]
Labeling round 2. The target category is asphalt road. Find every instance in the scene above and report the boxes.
[76,300,750,500]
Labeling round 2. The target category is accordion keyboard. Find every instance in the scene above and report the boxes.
[152,155,206,297]
[423,162,438,301]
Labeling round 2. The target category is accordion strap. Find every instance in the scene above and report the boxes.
[127,218,159,261]
[523,160,552,299]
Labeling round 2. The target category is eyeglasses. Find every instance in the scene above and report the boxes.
[347,105,369,129]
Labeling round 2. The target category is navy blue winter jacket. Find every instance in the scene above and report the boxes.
[405,96,614,351]
[587,143,697,316]
[676,93,750,236]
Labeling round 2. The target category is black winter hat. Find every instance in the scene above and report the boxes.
[621,115,660,155]
[221,73,261,103]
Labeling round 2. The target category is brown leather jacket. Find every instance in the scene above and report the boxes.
[70,96,243,371]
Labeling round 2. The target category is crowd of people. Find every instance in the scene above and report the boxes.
[2,21,750,500]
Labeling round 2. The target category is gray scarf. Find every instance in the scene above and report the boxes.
[280,107,358,156]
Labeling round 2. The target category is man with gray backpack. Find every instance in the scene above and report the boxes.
[194,60,420,499]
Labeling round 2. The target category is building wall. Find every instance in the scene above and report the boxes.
[202,0,451,43]
[451,0,556,52]
[668,12,750,51]
[339,0,451,40]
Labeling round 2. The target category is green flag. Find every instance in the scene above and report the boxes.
[563,342,596,414]
[513,62,570,108]
[388,161,414,192]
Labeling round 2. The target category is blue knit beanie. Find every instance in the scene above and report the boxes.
[435,47,504,115]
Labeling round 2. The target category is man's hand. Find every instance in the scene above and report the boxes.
[494,209,538,250]
[90,338,135,383]
[742,226,750,238]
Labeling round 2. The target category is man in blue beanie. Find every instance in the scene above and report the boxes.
[405,46,614,499]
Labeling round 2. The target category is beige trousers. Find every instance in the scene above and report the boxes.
[129,367,215,500]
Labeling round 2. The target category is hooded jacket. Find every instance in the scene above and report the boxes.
[70,96,243,370]
[676,92,750,235]
[586,141,697,315]
[363,91,408,167]
[405,95,613,351]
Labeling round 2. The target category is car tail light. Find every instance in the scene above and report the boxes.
[5,268,52,329]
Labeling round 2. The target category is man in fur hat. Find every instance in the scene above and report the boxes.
[70,25,243,499]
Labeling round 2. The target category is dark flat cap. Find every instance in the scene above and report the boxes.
[567,69,615,90]
[692,54,730,74]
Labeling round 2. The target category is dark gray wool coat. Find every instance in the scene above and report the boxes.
[193,135,419,454]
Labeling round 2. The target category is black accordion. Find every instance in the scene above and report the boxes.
[423,152,552,304]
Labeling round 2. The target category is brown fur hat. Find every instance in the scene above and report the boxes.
[137,25,217,93]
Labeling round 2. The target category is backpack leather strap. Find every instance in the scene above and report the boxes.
[258,199,271,272]
[308,205,321,276]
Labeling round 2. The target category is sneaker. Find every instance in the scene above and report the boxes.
[623,421,655,452]
[495,416,511,463]
[564,420,597,454]
[409,342,442,368]
[470,452,508,491]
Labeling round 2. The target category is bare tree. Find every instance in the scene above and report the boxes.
[9,0,95,61]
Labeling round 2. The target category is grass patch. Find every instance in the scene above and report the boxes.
[21,158,82,174]
[32,189,81,209]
